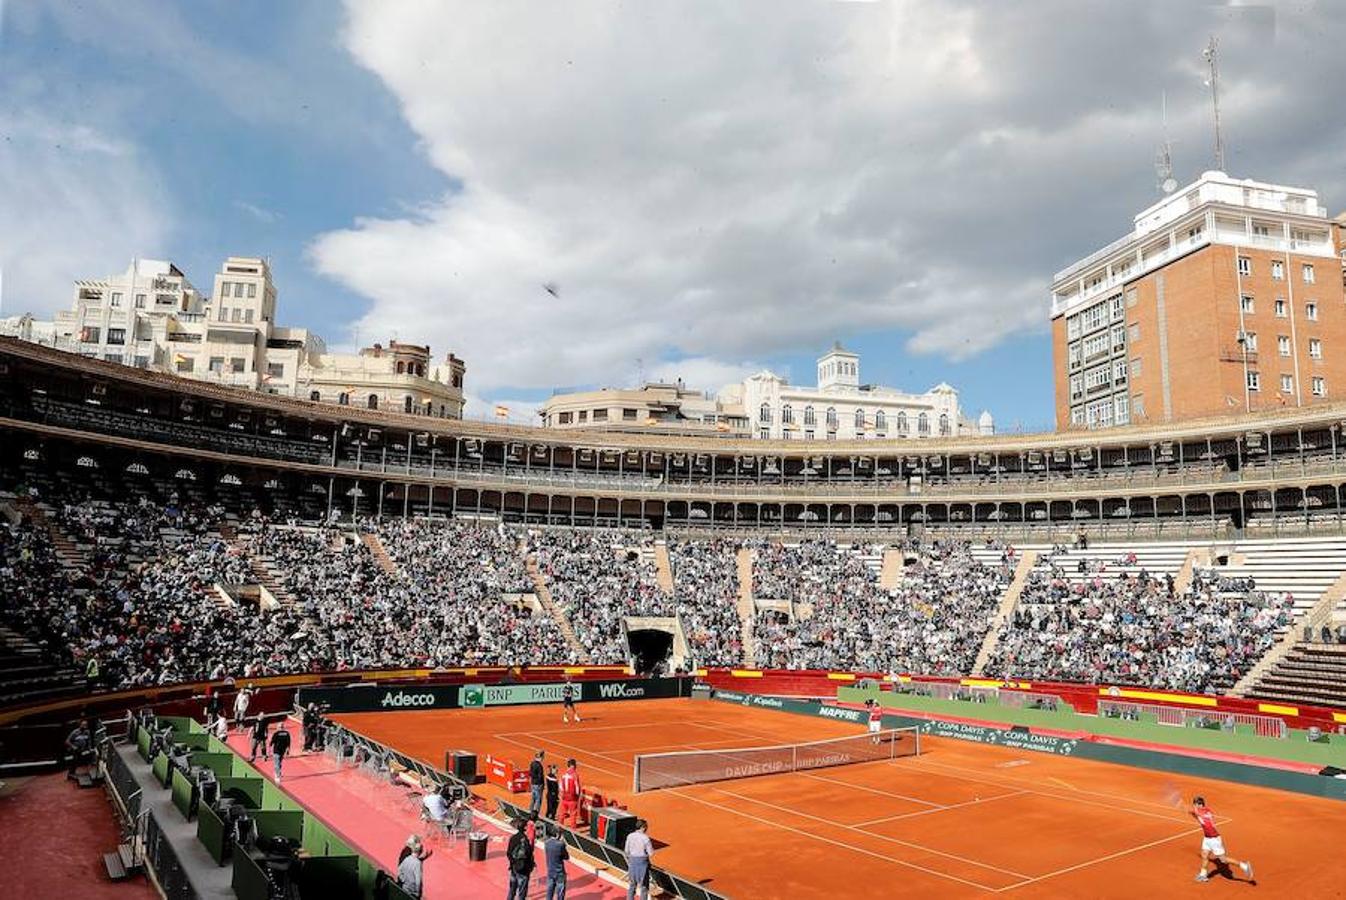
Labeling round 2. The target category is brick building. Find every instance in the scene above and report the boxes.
[1051,171,1345,429]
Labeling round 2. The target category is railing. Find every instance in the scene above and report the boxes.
[1097,699,1287,739]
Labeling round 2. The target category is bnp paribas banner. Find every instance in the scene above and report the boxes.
[460,682,568,708]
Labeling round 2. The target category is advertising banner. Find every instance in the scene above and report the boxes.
[301,676,691,714]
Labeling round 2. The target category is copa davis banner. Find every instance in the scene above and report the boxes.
[298,677,691,714]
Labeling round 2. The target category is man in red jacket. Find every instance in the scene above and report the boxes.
[558,758,583,828]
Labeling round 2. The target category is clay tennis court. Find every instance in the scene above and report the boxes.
[333,698,1346,898]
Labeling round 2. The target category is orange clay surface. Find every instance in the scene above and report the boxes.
[334,698,1346,898]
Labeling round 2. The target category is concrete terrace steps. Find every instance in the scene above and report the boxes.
[972,549,1038,677]
[652,541,675,593]
[524,555,590,664]
[1210,538,1346,616]
[1245,643,1346,707]
[1236,574,1346,698]
[18,497,88,573]
[736,546,757,668]
[358,531,399,577]
[246,553,298,609]
[878,547,903,590]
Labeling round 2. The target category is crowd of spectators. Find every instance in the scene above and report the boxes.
[984,560,1295,693]
[752,540,1009,675]
[530,530,671,663]
[666,538,743,667]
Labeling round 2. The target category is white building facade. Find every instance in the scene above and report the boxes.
[1,257,466,417]
[725,344,991,441]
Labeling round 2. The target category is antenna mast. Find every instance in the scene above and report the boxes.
[1155,91,1177,194]
[1202,35,1225,170]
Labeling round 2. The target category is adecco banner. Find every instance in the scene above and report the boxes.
[301,677,691,714]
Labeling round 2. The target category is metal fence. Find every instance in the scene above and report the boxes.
[1096,700,1287,739]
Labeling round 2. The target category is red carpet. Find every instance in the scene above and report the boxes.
[226,728,625,900]
[1,774,157,900]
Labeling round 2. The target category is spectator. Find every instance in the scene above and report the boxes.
[397,834,431,899]
[506,818,535,900]
[623,819,653,900]
[544,823,569,900]
[545,764,560,820]
[270,723,292,784]
[248,716,270,762]
[529,750,546,816]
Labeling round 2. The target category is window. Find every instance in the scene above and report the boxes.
[623,408,638,421]
[134,293,146,308]
[1083,332,1108,359]
[230,358,245,373]
[234,282,245,298]
[103,353,123,364]
[781,404,793,424]
[826,407,837,429]
[247,282,257,298]
[338,392,350,406]
[1130,356,1141,379]
[804,431,814,440]
[854,408,865,429]
[1281,374,1294,394]
[1125,286,1138,308]
[896,411,908,433]
[917,412,930,435]
[367,394,379,409]
[592,408,608,422]
[803,405,815,426]
[220,281,231,296]
[133,355,149,368]
[1132,395,1145,418]
[1310,339,1322,359]
[557,411,571,424]
[1240,295,1254,313]
[1303,264,1315,284]
[1068,342,1082,369]
[939,413,951,436]
[1081,302,1107,333]
[759,403,771,424]
[1247,371,1260,391]
[267,362,284,378]
[309,390,321,401]
[1109,294,1124,319]
[1071,407,1085,426]
[1114,395,1129,425]
[245,309,254,323]
[107,327,125,345]
[1110,325,1125,351]
[1128,323,1140,342]
[208,356,224,373]
[1241,332,1257,352]
[1112,360,1128,385]
[759,429,769,440]
[81,326,101,343]
[1271,260,1284,280]
[1306,302,1318,321]
[875,410,886,430]
[1237,256,1252,276]
[1067,316,1081,340]
[176,357,194,373]
[1275,299,1287,317]
[1070,374,1084,400]
[110,292,123,307]
[1312,377,1326,397]
[1187,224,1203,244]
[404,396,414,413]
[1278,335,1291,357]
[1085,366,1111,392]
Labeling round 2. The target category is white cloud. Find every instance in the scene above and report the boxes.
[300,1,1346,397]
[0,110,171,316]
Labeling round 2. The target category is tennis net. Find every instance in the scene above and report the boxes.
[632,727,920,793]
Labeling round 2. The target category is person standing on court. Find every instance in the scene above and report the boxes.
[506,818,535,900]
[248,716,269,763]
[529,750,546,816]
[269,723,292,784]
[233,685,251,733]
[623,819,653,900]
[544,764,560,820]
[544,823,569,900]
[558,759,583,827]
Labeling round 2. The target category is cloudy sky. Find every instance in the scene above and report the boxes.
[2,1,1343,430]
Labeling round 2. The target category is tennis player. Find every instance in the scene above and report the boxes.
[866,699,883,743]
[1190,796,1254,883]
[562,678,582,724]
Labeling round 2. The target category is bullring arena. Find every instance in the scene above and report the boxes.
[3,337,1346,899]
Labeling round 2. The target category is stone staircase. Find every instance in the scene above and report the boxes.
[359,531,399,577]
[525,556,589,664]
[735,546,757,668]
[653,541,675,593]
[245,553,297,609]
[16,496,87,573]
[971,550,1038,676]
[1174,547,1211,595]
[878,547,903,590]
[1232,570,1346,697]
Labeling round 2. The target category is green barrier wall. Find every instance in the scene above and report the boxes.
[252,809,304,842]
[151,751,170,786]
[836,685,1346,769]
[170,767,195,818]
[189,751,236,778]
[136,725,151,761]
[197,802,228,865]
[299,855,362,899]
[216,776,264,809]
[231,848,271,900]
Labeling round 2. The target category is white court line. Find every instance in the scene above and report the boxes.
[798,770,944,809]
[902,757,1198,825]
[851,789,1030,827]
[697,782,1032,880]
[665,786,999,893]
[993,826,1207,893]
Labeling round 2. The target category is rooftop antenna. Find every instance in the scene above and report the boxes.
[1202,35,1225,171]
[1155,91,1178,194]
[636,357,645,386]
